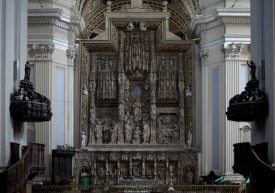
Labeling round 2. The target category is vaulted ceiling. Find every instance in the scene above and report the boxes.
[75,0,199,39]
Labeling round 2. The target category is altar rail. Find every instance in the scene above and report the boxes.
[0,143,46,193]
[32,184,245,193]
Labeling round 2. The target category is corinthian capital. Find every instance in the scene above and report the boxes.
[221,43,243,59]
[67,48,76,66]
[199,49,208,67]
[32,43,55,60]
[67,49,76,60]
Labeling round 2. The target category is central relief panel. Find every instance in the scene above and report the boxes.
[76,27,199,186]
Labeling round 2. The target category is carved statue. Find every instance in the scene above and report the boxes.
[133,98,142,122]
[179,80,184,92]
[125,78,130,91]
[95,121,103,144]
[185,167,193,184]
[103,124,110,143]
[150,104,156,120]
[82,83,88,95]
[24,62,31,81]
[119,103,124,119]
[247,61,257,80]
[81,169,89,177]
[125,111,133,123]
[180,107,184,123]
[186,86,192,96]
[186,130,192,148]
[81,130,87,147]
[97,167,104,175]
[124,119,133,143]
[90,80,96,92]
[110,120,118,143]
[142,120,150,143]
[132,127,141,144]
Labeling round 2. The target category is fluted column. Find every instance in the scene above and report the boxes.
[221,43,242,174]
[32,43,54,176]
[66,48,75,146]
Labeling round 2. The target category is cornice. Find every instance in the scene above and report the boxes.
[188,8,250,38]
[28,0,75,10]
[28,8,87,38]
[28,35,74,51]
[200,34,251,50]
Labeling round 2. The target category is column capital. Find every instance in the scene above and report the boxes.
[221,43,243,59]
[32,43,54,60]
[199,48,208,68]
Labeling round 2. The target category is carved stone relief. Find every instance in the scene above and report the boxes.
[157,114,179,144]
[79,22,197,185]
[74,150,199,185]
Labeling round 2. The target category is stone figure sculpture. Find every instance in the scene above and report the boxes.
[24,62,31,81]
[95,121,103,143]
[82,83,88,95]
[81,130,87,147]
[81,169,89,177]
[142,120,150,143]
[186,130,192,147]
[151,104,157,120]
[247,61,257,80]
[185,167,193,184]
[110,121,118,143]
[103,124,110,143]
[132,127,141,144]
[133,98,142,122]
[124,119,133,143]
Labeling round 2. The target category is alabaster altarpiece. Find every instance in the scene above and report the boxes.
[75,22,200,185]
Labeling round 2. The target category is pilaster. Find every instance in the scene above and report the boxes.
[0,0,28,170]
[32,43,54,176]
[221,43,242,174]
[66,48,76,146]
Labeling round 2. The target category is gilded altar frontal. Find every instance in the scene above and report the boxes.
[77,22,199,185]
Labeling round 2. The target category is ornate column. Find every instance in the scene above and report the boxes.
[118,31,125,144]
[81,46,90,146]
[178,53,186,144]
[150,31,157,144]
[221,43,243,174]
[89,53,96,145]
[32,43,54,176]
